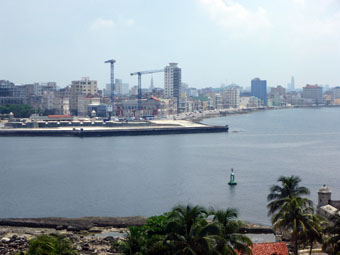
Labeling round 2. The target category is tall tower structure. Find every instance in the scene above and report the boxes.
[317,184,331,214]
[150,76,154,91]
[104,59,116,101]
[291,76,295,91]
[164,63,181,113]
[164,63,181,98]
[251,78,267,106]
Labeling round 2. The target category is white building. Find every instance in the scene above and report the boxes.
[222,87,240,108]
[164,63,181,99]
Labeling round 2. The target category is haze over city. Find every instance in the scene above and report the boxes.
[1,0,340,89]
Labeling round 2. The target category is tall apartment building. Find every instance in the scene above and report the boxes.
[303,84,323,104]
[251,78,267,106]
[164,63,181,98]
[222,87,240,108]
[164,63,181,113]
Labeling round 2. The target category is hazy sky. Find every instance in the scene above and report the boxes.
[1,0,340,89]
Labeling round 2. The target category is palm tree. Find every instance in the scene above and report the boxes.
[267,175,311,216]
[323,212,340,255]
[272,196,314,255]
[120,226,146,255]
[164,205,221,255]
[27,234,78,255]
[211,208,252,255]
[299,214,325,255]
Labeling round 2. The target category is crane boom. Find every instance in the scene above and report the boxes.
[130,69,164,76]
[130,69,165,115]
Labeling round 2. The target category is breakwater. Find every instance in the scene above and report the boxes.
[0,125,228,137]
[0,120,228,137]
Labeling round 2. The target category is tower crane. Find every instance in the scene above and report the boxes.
[130,69,164,113]
[105,59,116,114]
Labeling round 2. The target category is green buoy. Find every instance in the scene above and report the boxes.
[228,168,237,185]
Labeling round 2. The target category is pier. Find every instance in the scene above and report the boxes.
[0,120,228,137]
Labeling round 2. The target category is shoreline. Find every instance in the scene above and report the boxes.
[0,217,275,254]
[183,104,340,122]
[0,216,273,234]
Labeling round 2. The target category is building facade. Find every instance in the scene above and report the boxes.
[71,77,98,96]
[303,84,323,105]
[251,78,267,106]
[222,87,240,108]
[164,63,181,99]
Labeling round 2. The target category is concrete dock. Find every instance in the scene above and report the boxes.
[0,120,228,137]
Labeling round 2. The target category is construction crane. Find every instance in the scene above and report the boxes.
[105,59,116,115]
[130,69,164,113]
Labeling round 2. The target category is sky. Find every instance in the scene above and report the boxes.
[1,0,340,89]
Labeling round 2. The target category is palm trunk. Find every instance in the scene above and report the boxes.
[309,241,313,255]
[293,230,298,255]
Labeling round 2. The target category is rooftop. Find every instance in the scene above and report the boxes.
[251,242,288,255]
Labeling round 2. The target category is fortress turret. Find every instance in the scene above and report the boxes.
[317,184,331,214]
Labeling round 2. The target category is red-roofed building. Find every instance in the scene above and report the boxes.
[250,242,288,255]
[47,115,73,121]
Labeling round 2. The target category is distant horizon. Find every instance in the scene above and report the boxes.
[1,0,339,89]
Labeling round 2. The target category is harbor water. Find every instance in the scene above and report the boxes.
[0,107,339,225]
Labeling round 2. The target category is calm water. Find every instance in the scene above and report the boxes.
[0,108,339,225]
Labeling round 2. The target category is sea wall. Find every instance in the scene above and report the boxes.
[0,125,229,137]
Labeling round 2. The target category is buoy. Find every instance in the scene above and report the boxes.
[228,168,237,185]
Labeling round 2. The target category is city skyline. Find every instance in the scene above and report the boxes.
[1,0,340,89]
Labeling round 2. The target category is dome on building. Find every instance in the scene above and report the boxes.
[91,110,96,117]
[319,184,331,193]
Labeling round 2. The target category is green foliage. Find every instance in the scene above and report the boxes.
[267,176,321,255]
[0,104,34,118]
[119,205,252,255]
[323,213,340,255]
[144,214,169,236]
[26,234,78,255]
[164,205,220,255]
[267,175,311,217]
[211,208,252,255]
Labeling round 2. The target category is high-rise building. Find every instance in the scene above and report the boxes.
[164,63,181,99]
[303,84,323,104]
[251,78,267,106]
[291,76,295,91]
[150,76,154,91]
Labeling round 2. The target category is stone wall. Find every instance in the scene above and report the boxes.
[330,200,340,210]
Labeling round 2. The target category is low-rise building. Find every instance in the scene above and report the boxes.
[116,97,166,117]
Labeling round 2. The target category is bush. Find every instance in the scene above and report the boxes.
[26,234,78,255]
